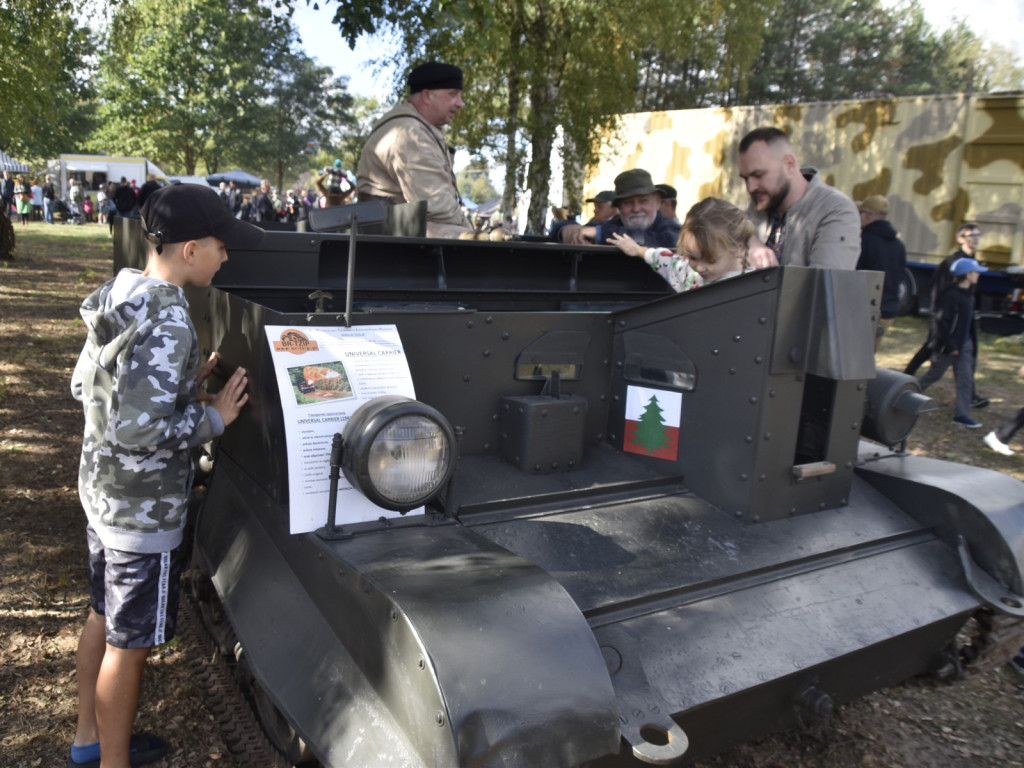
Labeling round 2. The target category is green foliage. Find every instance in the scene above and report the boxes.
[740,0,1022,104]
[0,0,96,164]
[91,0,287,174]
[89,0,359,184]
[635,0,774,109]
[456,161,498,204]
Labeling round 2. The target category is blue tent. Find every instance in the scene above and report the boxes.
[0,149,29,173]
[205,169,262,188]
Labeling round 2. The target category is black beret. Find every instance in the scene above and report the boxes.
[409,62,463,93]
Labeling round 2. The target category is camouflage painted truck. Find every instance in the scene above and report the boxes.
[114,217,1024,766]
[588,92,1024,319]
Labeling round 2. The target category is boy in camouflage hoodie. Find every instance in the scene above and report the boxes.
[68,184,263,768]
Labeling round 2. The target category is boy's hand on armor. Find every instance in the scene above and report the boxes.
[196,352,220,403]
[210,366,249,427]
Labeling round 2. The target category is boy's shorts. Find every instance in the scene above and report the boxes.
[86,524,184,649]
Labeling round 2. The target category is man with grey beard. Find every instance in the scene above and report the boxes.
[556,169,680,248]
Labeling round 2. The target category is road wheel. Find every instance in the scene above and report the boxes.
[234,643,317,765]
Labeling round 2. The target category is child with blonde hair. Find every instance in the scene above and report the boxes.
[610,197,753,291]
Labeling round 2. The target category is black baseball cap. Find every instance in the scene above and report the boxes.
[141,184,264,252]
[655,183,677,200]
[585,190,616,204]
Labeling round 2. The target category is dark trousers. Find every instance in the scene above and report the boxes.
[995,408,1024,445]
[906,317,980,397]
[904,340,932,376]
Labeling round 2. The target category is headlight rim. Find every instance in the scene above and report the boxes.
[341,395,456,512]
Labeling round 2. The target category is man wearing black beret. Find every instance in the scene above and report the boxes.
[356,61,473,238]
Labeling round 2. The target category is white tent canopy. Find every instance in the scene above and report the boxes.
[0,149,29,173]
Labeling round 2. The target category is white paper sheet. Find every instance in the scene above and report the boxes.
[264,324,417,533]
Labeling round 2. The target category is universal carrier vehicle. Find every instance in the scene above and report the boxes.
[116,216,1024,767]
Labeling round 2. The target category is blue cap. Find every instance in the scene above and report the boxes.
[952,257,987,276]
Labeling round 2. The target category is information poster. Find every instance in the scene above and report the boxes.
[264,325,417,533]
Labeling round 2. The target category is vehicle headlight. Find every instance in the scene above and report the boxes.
[342,395,456,512]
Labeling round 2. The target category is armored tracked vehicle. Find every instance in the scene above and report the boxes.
[116,219,1024,767]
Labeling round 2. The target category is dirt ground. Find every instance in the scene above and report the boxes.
[2,225,1024,768]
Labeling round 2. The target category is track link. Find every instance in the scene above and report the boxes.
[179,583,294,768]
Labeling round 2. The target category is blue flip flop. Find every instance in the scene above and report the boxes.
[66,732,167,768]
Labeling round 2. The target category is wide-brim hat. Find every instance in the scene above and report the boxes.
[613,169,657,206]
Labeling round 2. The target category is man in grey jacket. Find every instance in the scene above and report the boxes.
[737,127,860,269]
[357,61,472,238]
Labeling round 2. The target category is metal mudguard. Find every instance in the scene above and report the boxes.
[196,452,621,768]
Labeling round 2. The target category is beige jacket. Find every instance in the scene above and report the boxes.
[356,102,472,238]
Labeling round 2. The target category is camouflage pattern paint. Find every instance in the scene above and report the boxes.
[590,94,1024,267]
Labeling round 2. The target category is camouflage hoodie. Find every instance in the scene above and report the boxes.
[71,269,224,553]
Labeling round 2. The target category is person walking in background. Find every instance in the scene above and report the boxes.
[13,174,32,226]
[917,257,988,429]
[96,185,107,226]
[905,222,990,409]
[68,178,83,212]
[30,178,43,221]
[1,170,14,216]
[855,195,907,349]
[43,174,57,224]
[983,364,1024,455]
[111,177,138,233]
[252,179,276,223]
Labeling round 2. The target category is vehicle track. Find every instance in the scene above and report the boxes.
[178,583,296,768]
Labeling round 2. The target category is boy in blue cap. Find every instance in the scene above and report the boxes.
[917,257,988,428]
[67,184,262,767]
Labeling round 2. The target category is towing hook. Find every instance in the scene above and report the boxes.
[793,684,833,729]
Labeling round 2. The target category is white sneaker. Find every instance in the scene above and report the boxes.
[984,431,1015,456]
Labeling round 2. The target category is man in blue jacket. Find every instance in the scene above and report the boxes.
[556,168,680,249]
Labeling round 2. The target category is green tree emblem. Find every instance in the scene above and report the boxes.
[631,395,671,454]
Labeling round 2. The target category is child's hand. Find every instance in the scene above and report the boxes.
[609,232,644,258]
[210,366,249,427]
[196,352,220,403]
